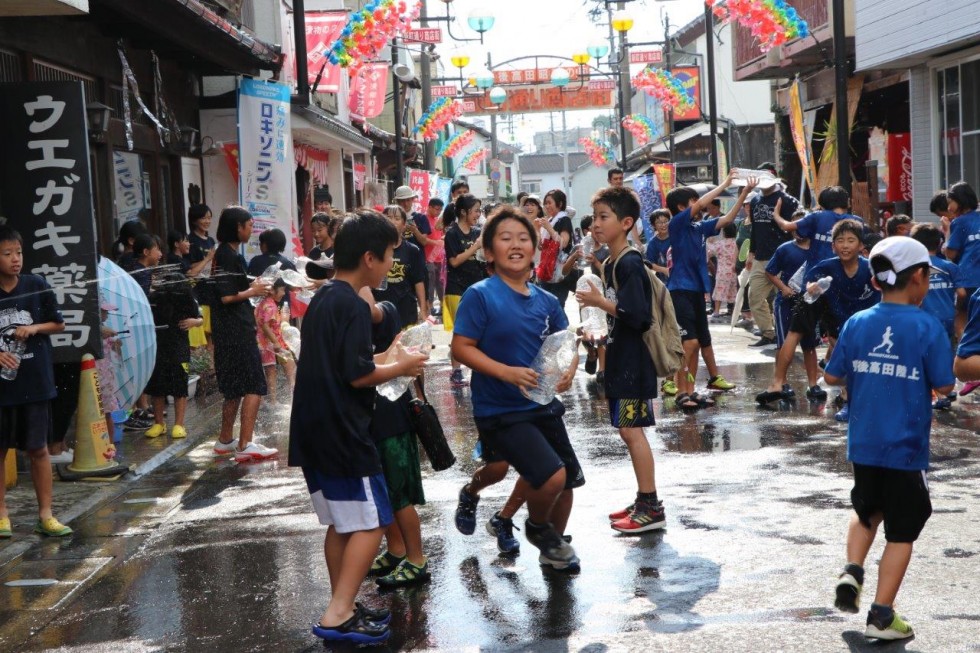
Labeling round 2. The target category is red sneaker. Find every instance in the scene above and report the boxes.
[959,380,980,397]
[608,504,634,521]
[610,502,666,534]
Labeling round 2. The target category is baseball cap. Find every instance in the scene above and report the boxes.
[868,236,931,285]
[392,185,418,201]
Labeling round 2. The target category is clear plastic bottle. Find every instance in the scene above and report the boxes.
[804,276,833,304]
[576,273,608,339]
[250,263,281,306]
[577,235,594,270]
[526,330,578,405]
[376,322,432,401]
[279,269,309,287]
[282,325,301,360]
[0,338,27,381]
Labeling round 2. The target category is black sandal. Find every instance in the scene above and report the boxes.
[676,393,700,410]
[692,393,715,408]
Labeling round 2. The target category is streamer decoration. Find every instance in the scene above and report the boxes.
[622,114,659,146]
[460,147,490,170]
[579,137,615,167]
[412,97,464,141]
[326,0,421,74]
[631,68,695,112]
[705,0,809,52]
[438,129,477,158]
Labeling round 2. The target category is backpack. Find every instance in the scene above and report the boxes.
[602,247,685,377]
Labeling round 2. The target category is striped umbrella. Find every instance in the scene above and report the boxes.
[97,257,157,409]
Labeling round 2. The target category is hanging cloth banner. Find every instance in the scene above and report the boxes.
[653,164,676,205]
[789,79,817,195]
[408,169,432,211]
[117,44,170,150]
[348,62,390,120]
[222,142,240,184]
[294,143,330,186]
[237,78,295,260]
[304,11,348,93]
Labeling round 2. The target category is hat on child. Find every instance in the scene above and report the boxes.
[868,236,931,286]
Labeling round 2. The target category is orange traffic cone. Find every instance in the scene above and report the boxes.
[4,450,15,489]
[57,354,129,481]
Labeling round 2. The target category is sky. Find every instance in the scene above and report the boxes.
[430,0,707,152]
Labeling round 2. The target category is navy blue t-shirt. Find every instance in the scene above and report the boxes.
[603,249,657,399]
[946,210,980,287]
[766,240,809,310]
[921,255,959,334]
[404,211,432,251]
[667,208,718,293]
[826,303,954,471]
[288,280,380,477]
[956,289,980,358]
[644,235,671,282]
[369,301,412,443]
[805,257,879,322]
[0,274,64,406]
[795,211,863,274]
[246,252,297,277]
[453,274,568,418]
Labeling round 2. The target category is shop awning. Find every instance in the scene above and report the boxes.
[291,105,373,154]
[295,143,330,186]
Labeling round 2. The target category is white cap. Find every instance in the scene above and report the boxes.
[392,185,418,201]
[869,236,931,285]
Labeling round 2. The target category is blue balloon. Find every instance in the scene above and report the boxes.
[786,8,798,20]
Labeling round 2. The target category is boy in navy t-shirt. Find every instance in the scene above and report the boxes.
[644,208,671,282]
[825,236,953,642]
[772,186,864,277]
[0,225,72,539]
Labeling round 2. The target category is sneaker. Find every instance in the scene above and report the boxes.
[213,438,238,455]
[781,383,796,399]
[312,612,390,644]
[0,516,11,538]
[123,415,153,431]
[234,442,279,462]
[487,512,521,554]
[450,369,468,387]
[709,314,728,324]
[48,449,74,464]
[959,380,980,396]
[34,517,72,537]
[734,317,753,329]
[834,403,850,422]
[611,501,666,534]
[661,379,678,396]
[524,520,580,571]
[144,423,166,438]
[748,336,777,348]
[376,558,431,588]
[584,349,598,375]
[835,569,862,613]
[933,397,952,410]
[171,425,187,439]
[948,392,958,402]
[368,551,405,577]
[706,375,736,391]
[806,385,828,400]
[609,503,634,521]
[355,602,391,626]
[865,606,914,641]
[454,486,479,535]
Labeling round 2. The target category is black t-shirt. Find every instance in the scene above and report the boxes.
[151,274,199,361]
[211,243,256,339]
[749,190,799,260]
[369,302,412,443]
[444,224,485,295]
[288,280,380,477]
[373,240,426,327]
[602,250,657,399]
[166,251,189,274]
[131,262,153,298]
[306,245,334,281]
[404,211,432,251]
[187,232,215,265]
[246,252,297,277]
[0,274,63,406]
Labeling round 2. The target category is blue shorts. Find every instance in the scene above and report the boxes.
[608,398,656,428]
[302,469,393,534]
[775,296,818,350]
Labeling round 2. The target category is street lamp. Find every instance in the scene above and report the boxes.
[572,52,591,66]
[586,42,610,60]
[611,10,634,33]
[550,68,571,88]
[467,7,495,34]
[488,86,507,105]
[450,48,471,70]
[474,68,495,90]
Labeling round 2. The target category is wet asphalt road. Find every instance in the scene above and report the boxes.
[4,321,980,652]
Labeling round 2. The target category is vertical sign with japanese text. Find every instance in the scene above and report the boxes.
[237,78,295,259]
[304,11,348,93]
[348,63,389,120]
[0,81,101,361]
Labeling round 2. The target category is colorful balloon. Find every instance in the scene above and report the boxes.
[578,137,615,167]
[622,114,659,146]
[705,0,809,52]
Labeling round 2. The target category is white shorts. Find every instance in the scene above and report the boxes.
[302,469,393,534]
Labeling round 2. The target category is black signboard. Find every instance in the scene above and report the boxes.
[0,81,101,361]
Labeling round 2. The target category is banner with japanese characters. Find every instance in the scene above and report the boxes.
[348,63,389,119]
[237,78,294,259]
[304,11,348,93]
[0,81,101,361]
[408,170,433,214]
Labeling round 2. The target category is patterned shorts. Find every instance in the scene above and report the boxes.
[608,398,656,428]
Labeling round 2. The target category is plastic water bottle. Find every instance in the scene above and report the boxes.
[576,273,608,340]
[250,263,281,306]
[279,269,309,287]
[0,339,27,381]
[526,330,578,405]
[282,325,301,360]
[376,322,432,401]
[296,254,333,270]
[577,235,594,269]
[804,276,833,304]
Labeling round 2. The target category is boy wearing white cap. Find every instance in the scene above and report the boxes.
[824,236,954,641]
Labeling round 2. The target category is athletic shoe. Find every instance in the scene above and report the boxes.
[834,403,850,422]
[707,375,736,391]
[144,423,166,438]
[34,517,72,537]
[487,512,521,554]
[734,317,753,329]
[806,385,828,401]
[171,425,187,439]
[376,558,431,588]
[524,520,580,571]
[865,606,913,641]
[834,568,862,613]
[123,415,153,431]
[355,602,391,626]
[213,438,238,455]
[609,504,634,521]
[368,551,405,577]
[454,486,479,535]
[756,390,784,405]
[959,380,980,396]
[948,392,958,402]
[48,449,74,464]
[312,612,390,644]
[0,517,11,538]
[781,383,795,399]
[709,314,729,324]
[749,336,777,348]
[610,501,666,534]
[933,397,952,410]
[234,442,279,462]
[661,379,678,396]
[450,369,468,387]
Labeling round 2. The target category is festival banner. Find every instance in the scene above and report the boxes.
[354,162,367,191]
[408,169,433,213]
[653,164,676,204]
[631,174,661,242]
[789,79,818,194]
[348,62,389,119]
[0,81,101,360]
[886,132,912,203]
[304,11,348,93]
[237,78,295,259]
[670,66,701,122]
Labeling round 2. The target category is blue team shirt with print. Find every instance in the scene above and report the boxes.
[667,207,718,293]
[956,289,980,358]
[794,210,863,274]
[644,235,671,282]
[805,256,879,322]
[765,240,810,311]
[921,255,959,335]
[826,303,954,470]
[453,274,569,417]
[946,210,980,287]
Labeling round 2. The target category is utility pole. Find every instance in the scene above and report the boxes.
[562,109,570,204]
[420,0,435,171]
[293,0,309,101]
[704,4,719,184]
[392,38,404,187]
[832,0,850,189]
[616,1,632,164]
[664,12,674,164]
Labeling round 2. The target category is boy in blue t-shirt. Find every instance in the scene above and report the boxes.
[0,225,72,539]
[772,185,864,276]
[824,236,954,642]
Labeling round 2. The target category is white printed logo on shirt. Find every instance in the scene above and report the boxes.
[871,326,895,355]
[0,307,33,359]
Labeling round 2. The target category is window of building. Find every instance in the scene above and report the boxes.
[522,181,541,194]
[938,60,980,189]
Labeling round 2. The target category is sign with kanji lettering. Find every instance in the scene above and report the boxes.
[0,81,101,361]
[588,80,617,91]
[303,11,348,94]
[405,28,442,44]
[464,86,613,116]
[237,78,295,260]
[348,63,390,120]
[431,85,458,98]
[629,50,663,65]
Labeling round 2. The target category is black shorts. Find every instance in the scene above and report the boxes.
[851,463,932,543]
[474,399,585,491]
[145,360,189,398]
[670,289,711,346]
[957,287,977,311]
[0,401,53,452]
[789,295,841,340]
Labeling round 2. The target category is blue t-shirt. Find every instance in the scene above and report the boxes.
[795,210,863,274]
[0,274,64,406]
[453,274,569,417]
[826,303,954,471]
[644,235,670,282]
[765,240,810,309]
[921,255,959,334]
[956,288,980,358]
[946,210,980,287]
[667,208,718,292]
[805,257,879,322]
